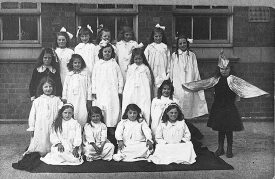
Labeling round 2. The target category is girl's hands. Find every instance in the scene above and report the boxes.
[72,146,79,158]
[146,140,153,150]
[117,140,126,150]
[57,143,64,152]
[91,143,101,154]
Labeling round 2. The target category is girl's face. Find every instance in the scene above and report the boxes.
[162,85,171,97]
[73,58,82,71]
[102,47,112,60]
[167,108,178,123]
[124,32,132,42]
[133,55,143,66]
[220,66,231,77]
[62,108,73,121]
[57,35,67,48]
[43,53,52,66]
[91,113,101,124]
[101,31,111,41]
[42,82,53,96]
[127,109,138,121]
[80,34,90,44]
[153,32,163,44]
[178,38,187,52]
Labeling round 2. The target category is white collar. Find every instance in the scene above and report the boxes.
[37,66,56,73]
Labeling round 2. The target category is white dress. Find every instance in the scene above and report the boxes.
[116,40,138,81]
[74,42,96,76]
[113,119,153,162]
[150,96,179,138]
[25,94,63,156]
[149,120,197,165]
[83,122,114,161]
[92,59,124,127]
[122,63,152,124]
[170,50,208,119]
[62,70,92,126]
[55,47,74,85]
[40,118,83,165]
[144,42,171,93]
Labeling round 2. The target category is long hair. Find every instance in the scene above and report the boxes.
[36,48,59,72]
[67,54,86,71]
[161,103,184,123]
[52,104,74,133]
[157,79,174,99]
[98,43,116,60]
[36,76,56,97]
[87,106,105,127]
[122,104,142,122]
[55,31,70,48]
[149,27,168,45]
[129,47,155,85]
[96,28,112,44]
[77,26,93,43]
[117,26,136,42]
[175,34,190,58]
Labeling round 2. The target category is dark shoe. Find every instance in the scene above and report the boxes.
[214,147,225,156]
[226,145,233,158]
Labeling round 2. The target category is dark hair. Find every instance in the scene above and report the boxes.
[175,34,190,58]
[36,77,56,97]
[36,48,59,72]
[129,48,155,85]
[98,43,116,60]
[161,103,184,123]
[52,104,74,133]
[87,106,105,126]
[117,26,136,42]
[122,104,142,121]
[157,79,174,99]
[96,28,112,44]
[77,27,93,43]
[55,31,70,48]
[214,64,236,78]
[149,27,168,45]
[67,54,86,71]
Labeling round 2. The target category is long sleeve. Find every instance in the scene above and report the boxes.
[62,75,69,100]
[145,67,152,87]
[27,101,37,131]
[116,63,124,93]
[100,124,108,142]
[50,128,61,146]
[155,124,167,144]
[84,124,95,143]
[91,64,97,94]
[181,121,191,142]
[141,121,153,143]
[150,99,157,125]
[115,121,124,141]
[86,74,92,100]
[54,72,63,97]
[166,49,171,78]
[73,122,82,147]
[144,46,150,62]
[29,68,38,98]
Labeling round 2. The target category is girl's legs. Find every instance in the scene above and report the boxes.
[225,131,233,158]
[215,131,225,156]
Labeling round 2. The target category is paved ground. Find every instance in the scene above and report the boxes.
[0,121,273,179]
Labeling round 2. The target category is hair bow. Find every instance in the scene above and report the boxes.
[155,24,165,30]
[60,27,73,40]
[76,26,82,38]
[87,24,93,33]
[187,38,193,43]
[99,39,109,47]
[63,103,74,109]
[97,24,104,33]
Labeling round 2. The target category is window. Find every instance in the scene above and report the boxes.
[0,2,41,46]
[76,4,138,42]
[173,6,233,46]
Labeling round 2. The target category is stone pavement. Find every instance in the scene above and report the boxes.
[0,121,273,179]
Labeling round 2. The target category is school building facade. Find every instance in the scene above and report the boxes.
[0,2,274,121]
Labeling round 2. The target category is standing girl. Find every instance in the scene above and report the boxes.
[55,27,74,85]
[83,106,115,161]
[144,24,170,96]
[74,25,96,76]
[41,104,83,165]
[122,47,154,124]
[62,54,92,126]
[113,104,153,162]
[149,103,197,165]
[29,48,62,101]
[116,26,138,81]
[92,43,123,146]
[170,34,208,119]
[25,77,63,156]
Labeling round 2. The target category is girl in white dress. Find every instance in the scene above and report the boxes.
[62,54,92,126]
[144,24,171,96]
[83,106,115,161]
[25,77,63,156]
[170,34,208,119]
[149,103,197,165]
[122,47,154,124]
[55,27,74,85]
[74,25,96,76]
[113,104,153,162]
[116,26,138,81]
[40,104,83,165]
[92,43,123,147]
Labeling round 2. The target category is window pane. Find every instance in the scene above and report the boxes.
[78,16,97,38]
[175,5,192,9]
[193,17,209,40]
[2,16,19,40]
[79,4,97,8]
[175,16,191,38]
[211,17,227,40]
[212,6,228,9]
[98,4,115,9]
[98,16,115,40]
[21,16,38,40]
[20,2,37,9]
[1,2,19,9]
[194,6,210,9]
[117,4,133,8]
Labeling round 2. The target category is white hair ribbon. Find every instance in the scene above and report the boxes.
[76,26,82,38]
[97,24,104,33]
[129,43,144,54]
[63,103,74,109]
[187,38,193,43]
[87,24,93,33]
[60,27,73,40]
[99,39,109,47]
[155,24,165,30]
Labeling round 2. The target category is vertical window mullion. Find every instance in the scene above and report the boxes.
[115,17,117,40]
[191,17,193,39]
[0,18,3,40]
[18,16,21,40]
[209,17,212,40]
